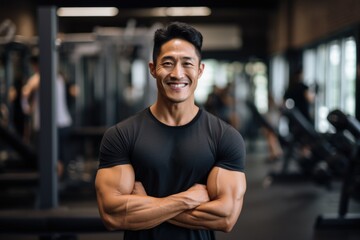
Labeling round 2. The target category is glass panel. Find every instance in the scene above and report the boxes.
[315,45,328,132]
[269,55,288,106]
[327,41,341,112]
[195,59,217,104]
[303,49,316,86]
[341,37,356,116]
[252,61,268,114]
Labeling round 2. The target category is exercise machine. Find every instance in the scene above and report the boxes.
[264,104,347,187]
[315,109,360,229]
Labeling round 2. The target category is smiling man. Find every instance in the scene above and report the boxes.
[95,22,247,240]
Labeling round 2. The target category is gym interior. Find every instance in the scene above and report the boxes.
[0,0,360,239]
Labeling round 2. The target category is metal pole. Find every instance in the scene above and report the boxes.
[38,6,58,209]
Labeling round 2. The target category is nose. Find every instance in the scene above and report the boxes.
[170,62,184,79]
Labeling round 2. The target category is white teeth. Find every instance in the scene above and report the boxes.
[171,83,186,88]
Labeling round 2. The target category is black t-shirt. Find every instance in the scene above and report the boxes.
[98,107,246,240]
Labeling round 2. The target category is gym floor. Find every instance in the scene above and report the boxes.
[1,136,359,240]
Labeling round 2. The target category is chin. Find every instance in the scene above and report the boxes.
[163,95,185,103]
[168,98,186,104]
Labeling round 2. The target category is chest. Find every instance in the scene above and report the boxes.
[132,126,215,170]
[130,124,217,193]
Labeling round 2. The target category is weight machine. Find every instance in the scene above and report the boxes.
[315,109,360,229]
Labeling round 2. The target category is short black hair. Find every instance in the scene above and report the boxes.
[152,22,203,64]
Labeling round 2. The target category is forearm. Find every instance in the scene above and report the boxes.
[98,189,206,231]
[169,169,246,232]
[169,197,241,232]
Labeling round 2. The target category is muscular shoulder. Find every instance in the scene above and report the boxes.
[201,110,240,138]
[201,110,246,172]
[99,108,150,168]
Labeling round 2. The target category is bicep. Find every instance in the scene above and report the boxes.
[207,167,246,216]
[95,164,135,212]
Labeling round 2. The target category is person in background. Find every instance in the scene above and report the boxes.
[283,67,315,124]
[204,83,239,129]
[263,94,283,163]
[22,55,73,179]
[95,22,246,240]
[283,67,316,160]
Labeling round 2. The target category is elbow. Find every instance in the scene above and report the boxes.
[218,217,236,233]
[100,212,126,231]
[101,214,121,231]
[224,222,235,233]
[103,223,117,232]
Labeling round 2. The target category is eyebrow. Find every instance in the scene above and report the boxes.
[160,56,196,62]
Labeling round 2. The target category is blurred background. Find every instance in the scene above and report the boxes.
[0,0,359,239]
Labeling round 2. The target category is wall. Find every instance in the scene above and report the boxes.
[269,0,360,53]
[0,1,37,38]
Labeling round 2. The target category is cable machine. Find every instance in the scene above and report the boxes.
[59,20,159,128]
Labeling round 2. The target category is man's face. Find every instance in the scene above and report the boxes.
[149,38,204,104]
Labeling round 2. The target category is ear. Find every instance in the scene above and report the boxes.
[149,62,156,78]
[198,62,205,79]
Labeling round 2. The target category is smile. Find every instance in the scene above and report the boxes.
[168,83,188,89]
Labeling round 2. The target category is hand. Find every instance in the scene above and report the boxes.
[184,184,210,208]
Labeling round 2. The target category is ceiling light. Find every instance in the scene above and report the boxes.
[165,7,211,16]
[150,7,211,17]
[57,7,119,17]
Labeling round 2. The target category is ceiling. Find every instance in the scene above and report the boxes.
[4,0,282,60]
[36,0,279,9]
[58,1,279,59]
[39,0,278,32]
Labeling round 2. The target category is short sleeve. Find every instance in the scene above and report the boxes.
[216,126,246,172]
[98,125,131,169]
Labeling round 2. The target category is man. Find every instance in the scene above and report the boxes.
[22,55,73,178]
[283,67,315,124]
[95,22,246,240]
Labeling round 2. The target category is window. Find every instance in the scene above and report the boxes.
[303,36,357,133]
[269,55,288,106]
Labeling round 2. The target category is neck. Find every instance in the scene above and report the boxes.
[150,101,199,126]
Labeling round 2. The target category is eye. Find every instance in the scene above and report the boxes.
[162,62,174,68]
[183,61,194,67]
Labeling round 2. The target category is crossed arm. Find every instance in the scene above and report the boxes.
[95,164,246,232]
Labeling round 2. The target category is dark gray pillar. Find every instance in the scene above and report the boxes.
[38,6,58,209]
[356,26,360,121]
